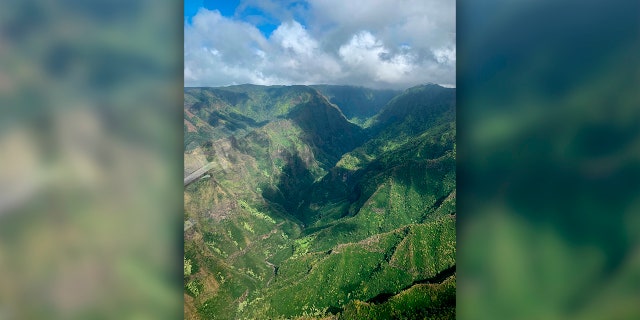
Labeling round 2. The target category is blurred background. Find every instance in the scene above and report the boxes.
[0,0,638,319]
[0,0,184,319]
[457,0,640,319]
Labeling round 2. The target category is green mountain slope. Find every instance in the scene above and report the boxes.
[184,85,317,151]
[184,84,456,320]
[286,92,365,167]
[310,85,400,125]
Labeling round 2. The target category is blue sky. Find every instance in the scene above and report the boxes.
[185,0,281,37]
[184,0,455,89]
[185,0,245,19]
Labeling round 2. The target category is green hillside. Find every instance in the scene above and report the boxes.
[310,85,400,125]
[184,84,456,319]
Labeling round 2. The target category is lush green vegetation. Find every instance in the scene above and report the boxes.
[184,84,456,319]
[340,275,456,320]
[310,85,400,125]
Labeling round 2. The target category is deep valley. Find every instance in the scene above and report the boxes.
[184,84,456,319]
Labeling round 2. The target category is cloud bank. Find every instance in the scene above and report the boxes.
[184,0,455,89]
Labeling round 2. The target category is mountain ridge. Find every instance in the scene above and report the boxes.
[184,83,456,319]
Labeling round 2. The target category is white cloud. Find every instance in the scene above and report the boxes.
[184,9,275,86]
[268,21,342,81]
[184,0,455,89]
[433,46,456,65]
[338,31,415,83]
[272,21,317,56]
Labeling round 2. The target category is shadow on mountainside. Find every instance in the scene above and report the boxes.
[261,151,315,219]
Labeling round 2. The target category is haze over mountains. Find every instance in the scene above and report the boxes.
[184,84,456,319]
